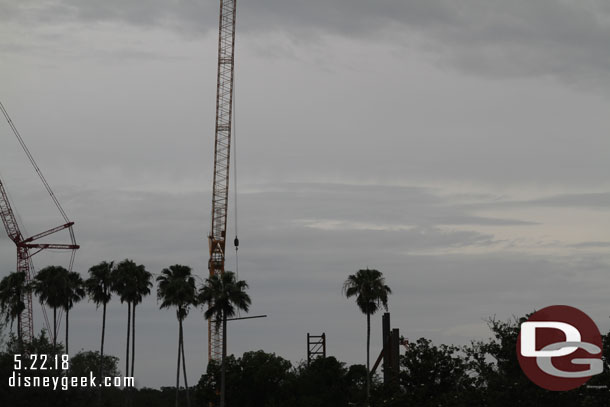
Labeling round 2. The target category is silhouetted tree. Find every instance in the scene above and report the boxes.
[85,261,114,380]
[157,264,196,407]
[63,271,85,354]
[31,265,69,349]
[343,268,391,404]
[69,350,120,380]
[111,259,152,377]
[398,338,474,406]
[199,271,251,407]
[0,271,26,344]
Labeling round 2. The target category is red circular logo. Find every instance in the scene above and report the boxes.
[517,305,603,391]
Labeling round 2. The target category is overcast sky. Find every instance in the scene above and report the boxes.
[1,0,610,389]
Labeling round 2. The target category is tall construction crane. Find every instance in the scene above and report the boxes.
[208,0,238,362]
[0,100,79,345]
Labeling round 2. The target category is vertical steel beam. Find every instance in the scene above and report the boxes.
[382,312,391,384]
[17,246,33,344]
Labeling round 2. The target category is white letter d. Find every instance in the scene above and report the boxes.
[521,321,581,357]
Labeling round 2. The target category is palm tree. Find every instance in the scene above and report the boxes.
[157,264,196,407]
[85,262,114,373]
[199,271,251,407]
[112,259,136,377]
[111,259,152,377]
[0,271,27,344]
[343,268,391,405]
[85,261,114,406]
[130,263,152,377]
[63,271,85,354]
[31,265,69,349]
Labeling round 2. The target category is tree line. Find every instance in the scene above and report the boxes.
[3,266,610,406]
[2,314,610,406]
[0,259,250,407]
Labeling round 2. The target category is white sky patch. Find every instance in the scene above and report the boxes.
[294,219,415,232]
[449,207,610,255]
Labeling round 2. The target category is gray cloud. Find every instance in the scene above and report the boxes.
[429,215,538,226]
[2,0,610,389]
[1,180,610,387]
[568,241,610,249]
[243,183,510,225]
[474,192,610,209]
[522,192,610,208]
[2,1,610,87]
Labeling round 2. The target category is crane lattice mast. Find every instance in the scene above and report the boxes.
[208,0,237,362]
[0,100,79,345]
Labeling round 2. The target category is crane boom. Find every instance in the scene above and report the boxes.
[208,0,237,362]
[0,177,35,344]
[0,101,79,345]
[0,178,23,244]
[0,179,34,342]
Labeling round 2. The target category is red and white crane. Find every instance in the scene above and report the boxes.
[0,100,79,344]
[208,0,238,362]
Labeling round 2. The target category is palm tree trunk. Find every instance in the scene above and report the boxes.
[98,301,107,407]
[221,311,227,407]
[175,320,181,407]
[101,302,107,373]
[366,311,370,406]
[66,307,70,354]
[126,302,131,377]
[53,306,57,350]
[180,318,190,407]
[131,303,136,376]
[17,313,22,346]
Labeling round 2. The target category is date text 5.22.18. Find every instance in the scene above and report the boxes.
[13,354,69,371]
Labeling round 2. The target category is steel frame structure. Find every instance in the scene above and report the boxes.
[307,333,327,365]
[208,0,237,362]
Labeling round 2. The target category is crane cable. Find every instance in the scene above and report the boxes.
[233,61,239,281]
[0,101,71,225]
[1,100,76,335]
[0,100,77,250]
[232,4,240,321]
